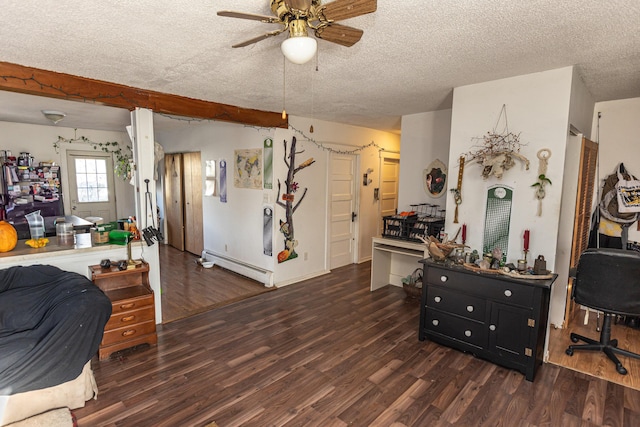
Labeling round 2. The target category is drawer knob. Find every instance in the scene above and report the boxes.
[440,275,448,282]
[122,329,136,337]
[434,296,442,303]
[504,289,512,297]
[432,319,439,326]
[121,315,135,322]
[120,302,136,310]
[465,330,472,337]
[466,305,474,312]
[489,324,496,331]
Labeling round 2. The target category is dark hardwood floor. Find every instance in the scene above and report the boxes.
[159,244,274,323]
[76,261,640,426]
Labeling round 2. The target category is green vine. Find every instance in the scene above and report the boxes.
[53,132,133,180]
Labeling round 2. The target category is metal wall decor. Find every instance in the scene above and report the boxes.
[483,185,513,263]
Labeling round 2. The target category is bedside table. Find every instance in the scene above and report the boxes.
[90,261,157,360]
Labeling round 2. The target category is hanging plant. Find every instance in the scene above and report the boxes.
[532,149,552,216]
[531,174,552,193]
[53,131,133,180]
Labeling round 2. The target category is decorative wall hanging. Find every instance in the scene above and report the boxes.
[483,185,513,263]
[450,156,465,223]
[466,105,529,179]
[531,148,552,216]
[263,206,273,257]
[276,136,316,263]
[219,159,227,203]
[234,149,263,189]
[264,137,273,190]
[423,159,447,198]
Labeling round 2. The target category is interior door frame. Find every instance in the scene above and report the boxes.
[326,150,361,270]
[65,149,118,221]
[378,151,400,235]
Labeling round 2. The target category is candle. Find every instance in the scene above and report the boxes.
[462,224,467,244]
[524,229,530,251]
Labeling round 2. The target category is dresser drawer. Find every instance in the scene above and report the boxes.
[105,305,155,330]
[109,292,153,315]
[101,320,156,347]
[424,309,487,349]
[427,267,534,308]
[426,286,486,322]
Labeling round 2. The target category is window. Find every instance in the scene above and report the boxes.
[75,157,109,202]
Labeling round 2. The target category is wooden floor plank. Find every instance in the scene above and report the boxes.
[74,261,640,426]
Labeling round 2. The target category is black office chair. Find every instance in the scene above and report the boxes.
[566,248,640,375]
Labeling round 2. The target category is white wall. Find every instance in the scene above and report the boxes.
[448,67,579,331]
[287,116,400,267]
[447,67,574,276]
[551,72,595,327]
[398,110,452,212]
[593,97,640,243]
[0,121,135,220]
[156,115,399,286]
[156,120,276,273]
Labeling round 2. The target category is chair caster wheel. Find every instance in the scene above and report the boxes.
[566,348,574,356]
[570,335,579,343]
[617,365,627,375]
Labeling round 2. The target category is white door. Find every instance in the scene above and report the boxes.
[380,157,400,233]
[66,150,117,221]
[330,153,357,269]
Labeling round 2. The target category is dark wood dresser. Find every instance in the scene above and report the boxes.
[90,261,157,360]
[419,259,556,381]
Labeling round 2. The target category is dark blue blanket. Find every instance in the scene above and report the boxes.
[0,265,111,395]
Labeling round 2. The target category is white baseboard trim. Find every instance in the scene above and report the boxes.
[202,250,274,287]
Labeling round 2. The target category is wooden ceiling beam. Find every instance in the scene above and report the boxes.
[0,61,288,129]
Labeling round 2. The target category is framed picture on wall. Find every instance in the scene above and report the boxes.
[423,159,447,198]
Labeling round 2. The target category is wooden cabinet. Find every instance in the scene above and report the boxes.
[419,259,556,381]
[90,262,157,360]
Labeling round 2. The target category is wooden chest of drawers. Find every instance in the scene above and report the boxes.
[419,259,556,381]
[90,262,157,360]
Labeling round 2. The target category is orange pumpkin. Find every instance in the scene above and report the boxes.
[0,221,18,252]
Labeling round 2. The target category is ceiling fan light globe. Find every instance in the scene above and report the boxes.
[281,36,317,64]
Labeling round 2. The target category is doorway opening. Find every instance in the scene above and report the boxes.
[66,150,117,221]
[329,152,358,269]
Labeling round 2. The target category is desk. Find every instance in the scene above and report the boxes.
[371,237,428,291]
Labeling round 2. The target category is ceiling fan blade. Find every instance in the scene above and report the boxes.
[218,10,282,24]
[315,23,363,47]
[231,29,286,48]
[285,0,312,12]
[322,0,377,22]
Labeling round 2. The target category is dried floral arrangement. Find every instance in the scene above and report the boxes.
[465,105,530,179]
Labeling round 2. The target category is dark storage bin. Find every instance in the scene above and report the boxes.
[382,214,417,240]
[407,218,445,242]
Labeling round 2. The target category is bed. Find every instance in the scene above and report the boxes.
[0,265,112,426]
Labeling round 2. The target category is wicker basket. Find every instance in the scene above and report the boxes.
[402,268,423,299]
[403,281,422,299]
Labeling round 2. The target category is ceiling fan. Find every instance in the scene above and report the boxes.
[218,0,377,64]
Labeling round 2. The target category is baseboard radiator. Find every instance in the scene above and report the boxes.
[202,250,274,287]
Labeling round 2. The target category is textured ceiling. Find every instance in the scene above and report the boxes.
[0,0,639,133]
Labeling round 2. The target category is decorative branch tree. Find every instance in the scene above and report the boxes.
[276,136,315,263]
